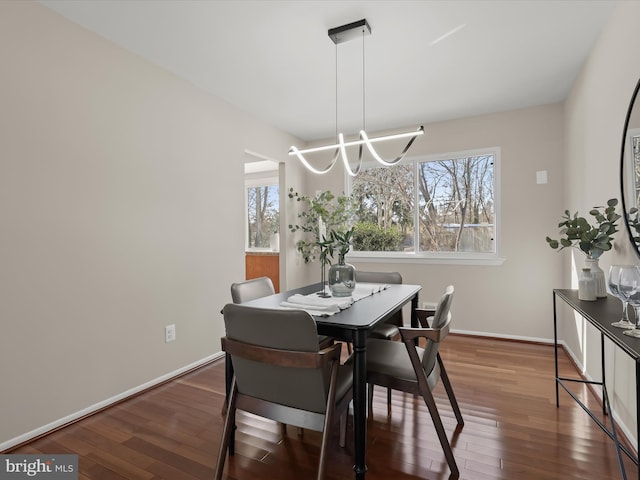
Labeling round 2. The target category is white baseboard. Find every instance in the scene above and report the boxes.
[0,352,225,452]
[451,328,554,345]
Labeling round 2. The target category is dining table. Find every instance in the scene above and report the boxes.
[231,281,422,480]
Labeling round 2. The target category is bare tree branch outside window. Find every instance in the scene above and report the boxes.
[247,185,279,248]
[351,153,495,254]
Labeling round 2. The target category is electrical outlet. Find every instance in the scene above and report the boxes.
[536,170,548,184]
[165,324,176,343]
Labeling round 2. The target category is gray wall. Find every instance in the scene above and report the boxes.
[562,1,640,449]
[0,1,301,449]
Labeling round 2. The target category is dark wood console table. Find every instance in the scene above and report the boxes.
[553,289,639,480]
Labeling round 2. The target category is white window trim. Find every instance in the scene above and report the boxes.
[345,146,504,266]
[345,251,506,266]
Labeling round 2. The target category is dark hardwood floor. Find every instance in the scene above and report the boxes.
[10,335,638,479]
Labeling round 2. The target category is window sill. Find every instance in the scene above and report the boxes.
[245,249,279,255]
[346,252,506,266]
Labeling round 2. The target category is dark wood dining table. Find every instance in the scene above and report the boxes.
[233,281,422,480]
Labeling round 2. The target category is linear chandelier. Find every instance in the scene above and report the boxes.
[289,19,424,177]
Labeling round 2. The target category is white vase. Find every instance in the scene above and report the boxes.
[585,257,606,298]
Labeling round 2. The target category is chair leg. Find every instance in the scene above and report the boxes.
[215,378,238,480]
[386,332,400,413]
[339,412,347,448]
[437,354,464,425]
[224,353,233,403]
[387,387,392,414]
[419,383,459,478]
[318,359,339,480]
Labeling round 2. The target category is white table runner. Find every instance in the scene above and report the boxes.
[279,283,389,316]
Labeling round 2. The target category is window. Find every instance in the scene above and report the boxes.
[348,148,501,264]
[626,127,640,209]
[245,181,279,250]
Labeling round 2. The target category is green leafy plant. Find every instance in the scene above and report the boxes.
[288,188,355,266]
[546,198,621,259]
[330,228,354,262]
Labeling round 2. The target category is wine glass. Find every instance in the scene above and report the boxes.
[609,265,635,329]
[621,266,640,337]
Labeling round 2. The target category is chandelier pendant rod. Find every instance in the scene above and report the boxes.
[335,41,338,143]
[362,27,365,133]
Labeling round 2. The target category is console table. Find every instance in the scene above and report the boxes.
[553,289,639,479]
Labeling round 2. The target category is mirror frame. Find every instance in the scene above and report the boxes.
[620,77,640,260]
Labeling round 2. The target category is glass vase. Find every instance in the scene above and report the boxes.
[329,255,356,297]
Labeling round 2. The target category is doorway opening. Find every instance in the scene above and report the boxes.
[244,152,281,292]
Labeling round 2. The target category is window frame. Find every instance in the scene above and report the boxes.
[345,146,504,266]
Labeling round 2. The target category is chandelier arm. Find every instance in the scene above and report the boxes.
[338,133,363,177]
[289,146,341,175]
[361,128,424,166]
[352,141,364,176]
[289,126,423,156]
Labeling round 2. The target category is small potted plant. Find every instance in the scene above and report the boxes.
[546,198,620,297]
[328,227,356,297]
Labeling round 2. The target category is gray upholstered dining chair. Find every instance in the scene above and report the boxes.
[216,303,353,480]
[230,276,333,349]
[230,276,276,304]
[366,285,463,478]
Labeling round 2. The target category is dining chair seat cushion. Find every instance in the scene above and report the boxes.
[369,323,400,340]
[367,338,440,390]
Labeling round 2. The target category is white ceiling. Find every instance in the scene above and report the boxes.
[40,0,615,142]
